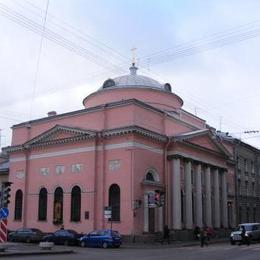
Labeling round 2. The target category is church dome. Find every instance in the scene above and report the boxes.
[83,64,183,111]
[101,64,172,92]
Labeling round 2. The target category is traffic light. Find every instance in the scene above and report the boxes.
[2,182,12,207]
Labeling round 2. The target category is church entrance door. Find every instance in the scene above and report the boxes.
[148,207,155,233]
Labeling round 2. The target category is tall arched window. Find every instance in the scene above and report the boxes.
[71,186,81,222]
[109,184,120,221]
[38,188,47,221]
[14,190,23,220]
[53,187,63,225]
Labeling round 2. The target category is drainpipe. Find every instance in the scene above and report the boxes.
[93,133,98,230]
[234,139,240,226]
[164,137,171,226]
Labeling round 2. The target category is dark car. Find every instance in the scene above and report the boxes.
[79,229,122,248]
[8,228,44,243]
[230,223,260,244]
[41,229,82,246]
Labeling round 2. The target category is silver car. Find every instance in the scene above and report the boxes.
[230,223,260,245]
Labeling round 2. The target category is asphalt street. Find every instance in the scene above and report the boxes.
[1,242,260,260]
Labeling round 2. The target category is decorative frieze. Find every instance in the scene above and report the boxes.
[109,160,120,171]
[16,171,25,179]
[40,167,49,176]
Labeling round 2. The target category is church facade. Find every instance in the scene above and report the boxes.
[4,65,236,235]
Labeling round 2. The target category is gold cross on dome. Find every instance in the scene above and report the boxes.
[131,47,137,65]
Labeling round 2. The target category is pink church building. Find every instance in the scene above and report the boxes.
[4,64,236,235]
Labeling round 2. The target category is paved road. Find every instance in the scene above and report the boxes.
[2,242,260,260]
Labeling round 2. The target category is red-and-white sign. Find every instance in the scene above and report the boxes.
[0,219,8,243]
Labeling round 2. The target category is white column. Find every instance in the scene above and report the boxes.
[205,166,212,227]
[172,157,182,229]
[158,206,163,232]
[185,160,193,229]
[221,171,228,228]
[213,168,220,228]
[144,194,149,232]
[195,164,203,227]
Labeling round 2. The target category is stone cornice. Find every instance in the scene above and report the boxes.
[24,125,96,147]
[3,125,167,153]
[102,125,167,142]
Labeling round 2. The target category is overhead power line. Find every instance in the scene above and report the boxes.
[11,0,130,65]
[141,21,260,67]
[0,3,127,74]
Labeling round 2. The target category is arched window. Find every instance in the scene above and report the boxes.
[109,184,120,221]
[53,187,63,225]
[146,172,155,182]
[38,188,47,221]
[71,186,81,222]
[145,170,159,183]
[14,190,23,220]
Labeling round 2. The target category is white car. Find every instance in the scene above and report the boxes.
[230,223,260,245]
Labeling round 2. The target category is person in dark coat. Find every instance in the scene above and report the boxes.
[193,226,201,240]
[239,226,250,246]
[162,225,170,244]
[200,227,208,247]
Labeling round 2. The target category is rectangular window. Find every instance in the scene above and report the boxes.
[238,179,241,195]
[251,161,255,174]
[252,182,255,196]
[55,165,65,175]
[245,181,248,196]
[40,168,49,176]
[72,164,82,173]
[244,159,248,172]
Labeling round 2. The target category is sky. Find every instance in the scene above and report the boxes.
[0,0,260,149]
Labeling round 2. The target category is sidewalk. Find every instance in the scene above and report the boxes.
[0,238,228,256]
[0,242,74,257]
[122,237,228,249]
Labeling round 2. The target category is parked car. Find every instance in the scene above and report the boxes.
[8,228,44,243]
[41,229,82,246]
[230,223,260,245]
[79,229,122,248]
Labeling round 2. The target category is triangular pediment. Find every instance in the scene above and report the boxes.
[172,129,232,157]
[24,125,96,147]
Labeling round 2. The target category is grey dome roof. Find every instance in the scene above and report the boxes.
[102,65,172,92]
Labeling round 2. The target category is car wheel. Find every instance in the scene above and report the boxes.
[114,245,120,248]
[230,240,235,245]
[80,241,86,248]
[26,237,31,243]
[64,240,69,246]
[102,242,108,249]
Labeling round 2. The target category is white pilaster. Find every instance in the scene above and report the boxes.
[144,194,148,232]
[172,157,182,229]
[185,160,193,229]
[213,168,220,228]
[205,166,212,227]
[158,206,163,232]
[195,164,203,227]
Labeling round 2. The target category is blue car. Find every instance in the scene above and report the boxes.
[79,229,122,248]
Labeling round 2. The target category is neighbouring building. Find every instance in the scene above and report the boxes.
[4,64,238,235]
[218,133,260,225]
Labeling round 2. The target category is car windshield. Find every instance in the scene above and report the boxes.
[31,229,42,233]
[239,225,252,231]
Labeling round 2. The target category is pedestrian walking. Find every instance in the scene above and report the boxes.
[162,225,170,244]
[193,226,200,240]
[200,227,208,247]
[239,226,250,246]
